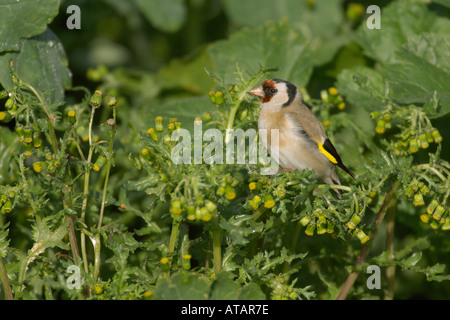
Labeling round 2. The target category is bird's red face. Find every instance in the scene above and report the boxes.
[247,79,278,104]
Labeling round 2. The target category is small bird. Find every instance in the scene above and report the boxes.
[247,78,355,189]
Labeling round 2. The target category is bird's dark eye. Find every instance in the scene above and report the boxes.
[270,88,277,94]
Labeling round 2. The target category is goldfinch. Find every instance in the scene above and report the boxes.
[247,78,355,188]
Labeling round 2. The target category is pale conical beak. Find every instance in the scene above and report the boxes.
[246,86,265,98]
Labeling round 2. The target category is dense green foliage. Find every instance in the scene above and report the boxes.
[0,0,449,300]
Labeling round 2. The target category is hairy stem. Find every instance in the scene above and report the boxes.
[80,106,97,273]
[336,181,399,300]
[212,225,222,273]
[0,257,13,300]
[384,193,396,300]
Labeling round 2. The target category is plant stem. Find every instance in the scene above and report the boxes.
[97,112,116,230]
[168,219,181,255]
[0,257,13,300]
[336,181,399,300]
[212,225,222,273]
[384,193,396,300]
[80,106,97,274]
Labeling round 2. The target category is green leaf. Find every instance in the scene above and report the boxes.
[222,0,348,66]
[210,272,240,300]
[155,48,215,94]
[238,283,266,300]
[0,0,59,53]
[356,0,450,65]
[208,21,315,88]
[336,65,387,110]
[382,33,450,117]
[133,0,186,33]
[0,29,72,106]
[24,217,69,270]
[153,271,210,300]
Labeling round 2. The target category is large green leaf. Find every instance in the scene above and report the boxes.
[0,29,72,106]
[209,272,240,300]
[356,0,450,65]
[336,65,386,110]
[382,33,450,117]
[154,272,210,299]
[208,21,315,88]
[133,0,186,33]
[222,0,347,66]
[0,0,59,53]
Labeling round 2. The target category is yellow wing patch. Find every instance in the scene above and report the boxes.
[318,143,338,164]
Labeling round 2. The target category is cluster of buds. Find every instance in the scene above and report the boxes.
[0,190,14,214]
[147,116,181,146]
[270,275,300,300]
[404,179,429,207]
[420,200,450,231]
[32,152,61,174]
[394,128,442,155]
[299,209,369,244]
[247,176,281,210]
[209,90,224,105]
[320,87,346,111]
[371,111,392,135]
[216,174,238,201]
[0,91,14,123]
[371,106,442,156]
[299,209,336,237]
[170,196,217,223]
[15,124,42,157]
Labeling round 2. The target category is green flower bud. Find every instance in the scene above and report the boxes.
[155,116,163,132]
[147,128,158,142]
[23,126,33,144]
[182,254,192,270]
[33,131,42,148]
[0,90,8,99]
[0,111,11,123]
[106,95,117,108]
[317,223,327,235]
[375,119,385,134]
[263,194,275,209]
[419,133,429,149]
[249,195,261,209]
[205,200,217,213]
[2,200,12,214]
[299,216,310,227]
[93,155,107,172]
[169,200,182,215]
[426,199,439,215]
[432,205,446,221]
[23,143,33,156]
[305,223,315,236]
[355,229,369,244]
[326,221,335,234]
[209,91,216,104]
[347,214,361,229]
[68,110,76,124]
[441,217,450,231]
[89,90,103,108]
[413,192,425,207]
[320,90,329,103]
[370,111,380,119]
[409,139,419,153]
[431,129,442,143]
[214,91,224,105]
